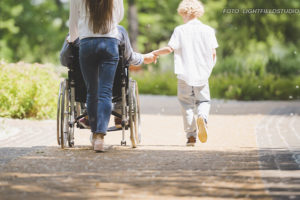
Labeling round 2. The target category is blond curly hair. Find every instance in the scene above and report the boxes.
[177,0,205,18]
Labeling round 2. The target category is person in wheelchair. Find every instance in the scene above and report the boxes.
[77,26,157,131]
[112,25,157,129]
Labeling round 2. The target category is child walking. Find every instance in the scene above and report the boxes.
[152,0,218,146]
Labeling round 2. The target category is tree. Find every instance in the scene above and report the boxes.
[0,0,69,63]
[128,0,138,51]
[0,0,299,67]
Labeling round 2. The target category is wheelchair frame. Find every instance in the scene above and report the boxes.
[57,44,141,149]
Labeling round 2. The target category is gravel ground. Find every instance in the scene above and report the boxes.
[0,97,299,200]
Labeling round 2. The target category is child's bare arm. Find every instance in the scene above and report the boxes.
[152,46,174,56]
[213,48,216,62]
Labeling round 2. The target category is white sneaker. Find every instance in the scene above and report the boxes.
[94,138,105,152]
[197,117,208,143]
[91,133,105,152]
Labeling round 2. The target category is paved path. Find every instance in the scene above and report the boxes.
[256,106,300,200]
[0,96,299,199]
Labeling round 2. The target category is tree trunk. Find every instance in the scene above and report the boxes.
[128,0,138,51]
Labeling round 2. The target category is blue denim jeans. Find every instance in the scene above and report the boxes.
[79,37,119,134]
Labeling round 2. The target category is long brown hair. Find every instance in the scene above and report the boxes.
[85,0,114,34]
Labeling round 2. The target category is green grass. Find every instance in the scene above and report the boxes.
[0,61,61,119]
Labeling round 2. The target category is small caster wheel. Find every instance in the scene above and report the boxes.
[121,141,127,146]
[69,141,74,148]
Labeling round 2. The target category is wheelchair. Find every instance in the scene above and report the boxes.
[57,44,141,149]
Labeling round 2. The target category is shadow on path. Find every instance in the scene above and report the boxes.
[0,146,299,199]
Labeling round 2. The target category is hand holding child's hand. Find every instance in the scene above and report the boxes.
[143,53,158,64]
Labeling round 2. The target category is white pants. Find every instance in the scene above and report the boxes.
[177,79,211,139]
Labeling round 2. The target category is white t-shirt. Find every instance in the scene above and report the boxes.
[69,0,124,42]
[168,19,219,86]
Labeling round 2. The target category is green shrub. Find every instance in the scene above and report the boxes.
[210,74,300,100]
[0,61,60,119]
[266,54,300,77]
[133,70,300,100]
[212,57,244,76]
[133,70,177,96]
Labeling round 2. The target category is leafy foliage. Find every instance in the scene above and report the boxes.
[0,61,60,119]
[1,0,299,65]
[0,0,299,105]
[0,0,68,63]
[133,71,177,96]
[210,74,300,100]
[134,71,300,100]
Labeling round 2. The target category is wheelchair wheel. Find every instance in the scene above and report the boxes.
[57,80,75,149]
[56,81,64,146]
[128,79,141,148]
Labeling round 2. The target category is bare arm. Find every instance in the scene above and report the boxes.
[213,48,216,63]
[152,46,174,56]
